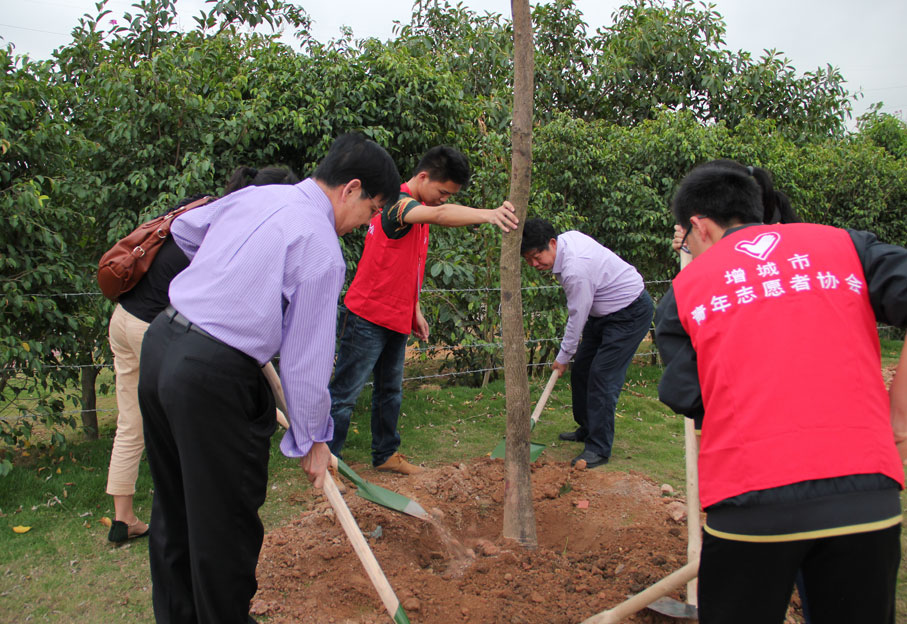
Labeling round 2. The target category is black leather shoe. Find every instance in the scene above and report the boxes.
[571,450,609,468]
[558,429,586,442]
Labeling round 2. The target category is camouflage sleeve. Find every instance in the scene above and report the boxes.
[381,195,422,240]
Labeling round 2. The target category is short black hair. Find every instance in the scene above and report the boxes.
[414,145,471,188]
[671,162,763,229]
[313,133,401,202]
[520,218,557,255]
[223,165,300,195]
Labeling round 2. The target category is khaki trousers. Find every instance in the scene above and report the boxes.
[106,304,150,496]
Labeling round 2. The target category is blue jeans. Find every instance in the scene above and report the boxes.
[328,308,407,466]
[571,291,653,458]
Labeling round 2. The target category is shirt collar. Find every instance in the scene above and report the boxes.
[552,233,565,275]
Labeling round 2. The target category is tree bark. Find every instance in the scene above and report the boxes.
[501,0,536,548]
[80,365,99,439]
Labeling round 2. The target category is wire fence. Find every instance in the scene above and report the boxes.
[7,280,901,377]
[6,281,671,374]
[3,282,901,423]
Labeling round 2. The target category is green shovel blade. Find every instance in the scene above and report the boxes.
[490,439,546,461]
[393,604,411,624]
[490,417,545,461]
[335,459,429,521]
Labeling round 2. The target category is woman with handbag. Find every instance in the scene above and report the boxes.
[105,165,299,544]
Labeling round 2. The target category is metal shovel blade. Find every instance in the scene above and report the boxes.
[646,597,698,620]
[490,438,546,461]
[335,459,430,521]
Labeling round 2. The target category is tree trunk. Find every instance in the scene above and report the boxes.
[501,0,536,548]
[80,365,99,439]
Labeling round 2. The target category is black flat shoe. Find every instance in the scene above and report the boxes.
[108,520,150,544]
[571,450,609,469]
[558,429,587,442]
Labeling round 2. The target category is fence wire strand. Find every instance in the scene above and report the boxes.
[5,283,900,422]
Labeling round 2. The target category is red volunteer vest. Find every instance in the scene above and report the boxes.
[344,183,430,335]
[673,223,904,508]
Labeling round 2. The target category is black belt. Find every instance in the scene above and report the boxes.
[164,305,216,340]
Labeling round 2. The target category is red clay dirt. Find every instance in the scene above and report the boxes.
[253,458,805,623]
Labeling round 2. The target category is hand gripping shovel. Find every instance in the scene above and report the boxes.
[263,362,430,522]
[491,369,560,460]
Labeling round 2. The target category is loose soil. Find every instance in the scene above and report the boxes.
[254,458,804,623]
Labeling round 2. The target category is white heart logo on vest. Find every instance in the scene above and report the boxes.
[734,232,780,261]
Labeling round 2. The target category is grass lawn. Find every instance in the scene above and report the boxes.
[0,339,904,622]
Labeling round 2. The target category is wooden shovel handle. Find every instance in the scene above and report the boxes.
[679,248,692,270]
[262,362,291,429]
[684,417,701,605]
[323,469,407,622]
[262,364,407,621]
[530,369,561,425]
[679,243,701,605]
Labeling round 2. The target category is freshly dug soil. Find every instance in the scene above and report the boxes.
[253,457,805,623]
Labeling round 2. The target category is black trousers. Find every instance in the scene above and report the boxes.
[571,291,653,457]
[138,313,276,624]
[699,525,901,624]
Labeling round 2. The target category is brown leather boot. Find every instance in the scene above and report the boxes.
[374,452,424,475]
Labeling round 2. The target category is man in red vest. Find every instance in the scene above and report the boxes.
[655,160,907,623]
[329,146,518,474]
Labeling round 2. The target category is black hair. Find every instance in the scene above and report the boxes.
[683,159,801,225]
[223,165,300,195]
[313,132,400,203]
[765,190,799,224]
[672,162,766,229]
[414,145,471,188]
[520,218,557,255]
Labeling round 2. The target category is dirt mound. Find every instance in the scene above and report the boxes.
[254,458,702,623]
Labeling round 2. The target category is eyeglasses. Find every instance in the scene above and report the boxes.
[363,191,384,216]
[680,215,708,254]
[679,227,692,254]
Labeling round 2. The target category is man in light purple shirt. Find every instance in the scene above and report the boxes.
[137,133,400,624]
[522,218,653,469]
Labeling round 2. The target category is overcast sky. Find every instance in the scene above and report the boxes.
[2,0,905,127]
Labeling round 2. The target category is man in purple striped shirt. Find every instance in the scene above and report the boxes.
[522,218,653,469]
[137,133,400,624]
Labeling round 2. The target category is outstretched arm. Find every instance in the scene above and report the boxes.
[404,200,518,232]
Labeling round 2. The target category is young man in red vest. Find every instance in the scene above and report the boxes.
[655,160,907,624]
[329,146,519,474]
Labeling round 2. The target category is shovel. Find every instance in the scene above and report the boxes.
[644,246,702,621]
[323,466,412,623]
[646,596,698,619]
[641,418,701,620]
[581,561,698,623]
[333,457,430,521]
[585,250,702,623]
[490,369,560,460]
[262,362,430,522]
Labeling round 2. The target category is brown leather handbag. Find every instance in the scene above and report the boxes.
[97,196,213,300]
